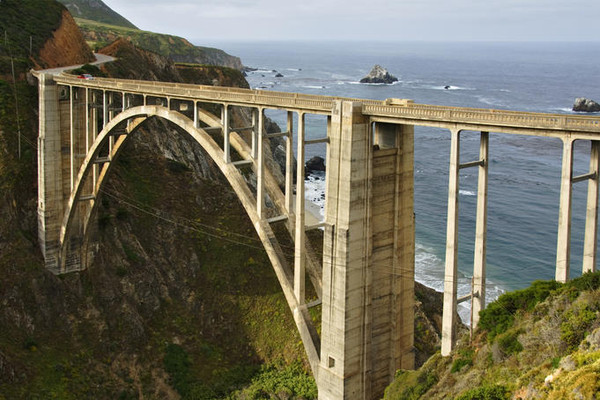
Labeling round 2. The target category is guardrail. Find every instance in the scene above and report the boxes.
[51,73,600,134]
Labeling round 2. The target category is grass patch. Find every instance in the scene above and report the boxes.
[455,384,509,400]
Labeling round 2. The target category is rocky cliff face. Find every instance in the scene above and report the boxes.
[36,10,95,69]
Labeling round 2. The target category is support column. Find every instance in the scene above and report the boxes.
[556,138,574,283]
[319,101,371,399]
[193,101,198,128]
[472,132,489,329]
[442,128,460,356]
[69,86,75,191]
[285,111,294,214]
[295,112,306,303]
[257,107,265,217]
[583,141,600,273]
[222,104,231,163]
[251,108,258,159]
[372,122,415,391]
[37,74,64,273]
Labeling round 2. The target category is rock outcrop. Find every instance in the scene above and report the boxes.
[573,97,600,112]
[305,156,326,173]
[360,65,398,84]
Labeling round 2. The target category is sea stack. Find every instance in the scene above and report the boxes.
[360,65,398,84]
[573,97,600,112]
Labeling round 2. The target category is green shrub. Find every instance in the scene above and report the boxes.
[451,349,474,373]
[496,330,523,355]
[233,361,317,399]
[562,272,600,299]
[478,280,561,340]
[560,305,597,351]
[385,368,437,400]
[455,384,509,400]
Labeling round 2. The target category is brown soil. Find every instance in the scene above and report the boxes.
[37,10,94,69]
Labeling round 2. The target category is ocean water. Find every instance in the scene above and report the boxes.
[202,40,600,320]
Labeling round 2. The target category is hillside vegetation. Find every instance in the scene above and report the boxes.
[384,272,600,399]
[74,17,243,70]
[58,0,137,29]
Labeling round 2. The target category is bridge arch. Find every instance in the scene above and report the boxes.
[59,104,321,374]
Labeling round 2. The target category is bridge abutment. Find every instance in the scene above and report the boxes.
[319,101,415,399]
[37,74,64,273]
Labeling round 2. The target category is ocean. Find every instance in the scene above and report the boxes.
[201,40,600,320]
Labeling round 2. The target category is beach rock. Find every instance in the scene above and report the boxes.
[305,156,326,173]
[360,65,398,84]
[573,97,600,112]
[275,73,284,78]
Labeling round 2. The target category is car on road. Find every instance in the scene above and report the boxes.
[77,74,94,80]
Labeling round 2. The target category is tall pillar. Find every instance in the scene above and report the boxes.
[371,122,415,391]
[319,104,415,399]
[583,141,600,273]
[556,138,574,283]
[295,112,306,303]
[320,101,372,399]
[37,74,63,273]
[472,132,489,328]
[257,107,265,217]
[442,128,460,356]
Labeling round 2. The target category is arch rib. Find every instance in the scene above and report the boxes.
[60,105,321,375]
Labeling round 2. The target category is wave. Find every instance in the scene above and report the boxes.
[459,190,476,196]
[304,172,505,325]
[302,85,327,90]
[430,85,476,91]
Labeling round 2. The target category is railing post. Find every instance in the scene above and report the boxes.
[472,131,489,329]
[556,138,574,283]
[583,140,600,273]
[294,112,306,304]
[442,128,460,356]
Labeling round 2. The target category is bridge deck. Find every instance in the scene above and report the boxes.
[52,73,600,137]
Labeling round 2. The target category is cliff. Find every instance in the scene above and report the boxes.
[37,10,95,69]
[0,0,93,72]
[385,273,600,399]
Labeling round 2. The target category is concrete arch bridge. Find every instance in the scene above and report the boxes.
[34,72,600,399]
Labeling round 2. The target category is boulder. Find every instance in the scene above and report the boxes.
[305,156,326,173]
[275,73,284,78]
[573,97,600,112]
[360,64,398,84]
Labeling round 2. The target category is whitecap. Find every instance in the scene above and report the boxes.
[302,85,327,89]
[459,190,476,196]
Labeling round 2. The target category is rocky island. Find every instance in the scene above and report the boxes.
[360,64,398,84]
[573,97,600,112]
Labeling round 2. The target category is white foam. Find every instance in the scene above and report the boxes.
[303,85,327,90]
[459,190,476,196]
[431,85,476,91]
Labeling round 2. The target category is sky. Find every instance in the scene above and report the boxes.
[102,0,599,44]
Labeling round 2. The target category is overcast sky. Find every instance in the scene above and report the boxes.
[103,0,599,44]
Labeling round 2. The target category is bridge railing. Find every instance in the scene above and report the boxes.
[52,73,600,134]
